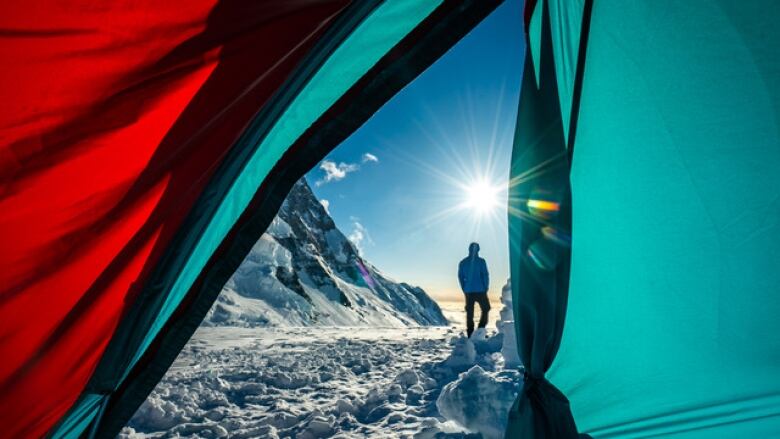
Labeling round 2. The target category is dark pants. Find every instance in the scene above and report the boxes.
[465,292,490,337]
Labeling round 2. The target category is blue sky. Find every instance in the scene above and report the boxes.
[307,0,524,303]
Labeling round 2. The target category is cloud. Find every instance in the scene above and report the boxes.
[316,160,358,186]
[320,199,330,214]
[315,153,378,186]
[347,220,372,255]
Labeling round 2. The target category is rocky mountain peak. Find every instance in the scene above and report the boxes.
[205,177,447,328]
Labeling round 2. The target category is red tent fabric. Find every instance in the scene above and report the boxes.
[0,1,349,436]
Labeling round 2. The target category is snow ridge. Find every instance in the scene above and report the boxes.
[204,178,447,328]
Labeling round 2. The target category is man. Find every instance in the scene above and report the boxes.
[458,242,490,338]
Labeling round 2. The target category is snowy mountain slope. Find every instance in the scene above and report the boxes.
[204,178,447,327]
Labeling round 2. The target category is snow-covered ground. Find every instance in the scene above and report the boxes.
[121,284,522,438]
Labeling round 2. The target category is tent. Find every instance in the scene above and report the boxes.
[1,0,778,437]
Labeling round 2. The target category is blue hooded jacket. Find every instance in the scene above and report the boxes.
[458,243,489,294]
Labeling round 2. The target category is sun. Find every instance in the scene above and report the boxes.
[463,180,501,216]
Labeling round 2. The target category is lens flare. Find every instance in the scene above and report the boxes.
[527,199,560,219]
[527,238,557,270]
[541,226,571,247]
[355,258,376,289]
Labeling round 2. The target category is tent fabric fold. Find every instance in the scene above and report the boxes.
[504,0,582,437]
[0,1,501,437]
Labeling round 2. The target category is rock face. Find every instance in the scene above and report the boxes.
[205,178,447,327]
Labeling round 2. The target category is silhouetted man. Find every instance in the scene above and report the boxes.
[458,242,490,338]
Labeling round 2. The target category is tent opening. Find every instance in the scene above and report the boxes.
[118,1,526,436]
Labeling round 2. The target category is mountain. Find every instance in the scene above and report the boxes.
[204,178,447,327]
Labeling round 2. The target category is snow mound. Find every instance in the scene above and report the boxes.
[496,280,521,367]
[436,366,522,439]
[444,335,476,369]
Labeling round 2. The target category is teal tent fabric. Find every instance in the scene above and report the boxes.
[508,0,780,437]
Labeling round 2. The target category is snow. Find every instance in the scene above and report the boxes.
[122,327,456,438]
[496,281,521,368]
[266,217,293,239]
[325,229,348,263]
[122,281,522,438]
[443,335,476,369]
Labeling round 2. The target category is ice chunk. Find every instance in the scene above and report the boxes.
[436,366,521,439]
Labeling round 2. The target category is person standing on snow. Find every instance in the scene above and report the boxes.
[458,242,490,338]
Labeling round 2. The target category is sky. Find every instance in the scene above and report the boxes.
[307,0,524,304]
